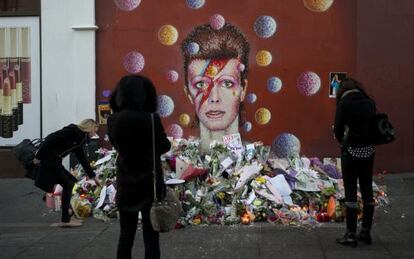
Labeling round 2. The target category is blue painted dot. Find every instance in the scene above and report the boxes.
[186,0,205,9]
[243,122,252,132]
[186,42,200,55]
[267,77,282,93]
[247,93,257,104]
[271,133,301,158]
[254,15,277,38]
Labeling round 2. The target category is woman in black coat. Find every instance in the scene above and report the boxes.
[333,78,376,247]
[33,119,100,227]
[107,75,171,259]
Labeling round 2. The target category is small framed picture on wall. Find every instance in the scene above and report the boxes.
[329,72,347,98]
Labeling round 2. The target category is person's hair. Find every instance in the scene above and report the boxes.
[336,77,370,103]
[181,22,250,90]
[77,119,98,133]
[181,22,250,127]
[110,75,158,113]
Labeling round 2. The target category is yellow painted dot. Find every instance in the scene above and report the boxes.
[158,25,178,46]
[179,113,191,127]
[255,108,271,125]
[256,50,272,66]
[303,0,334,12]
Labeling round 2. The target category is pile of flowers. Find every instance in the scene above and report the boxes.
[68,138,389,227]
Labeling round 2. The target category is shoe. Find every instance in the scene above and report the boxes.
[71,217,84,223]
[50,220,82,228]
[357,230,372,245]
[336,232,357,247]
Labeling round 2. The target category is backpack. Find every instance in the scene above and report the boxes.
[12,138,43,179]
[370,113,396,145]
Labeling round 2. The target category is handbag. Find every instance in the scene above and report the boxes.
[149,113,182,232]
[370,113,396,145]
[12,138,43,179]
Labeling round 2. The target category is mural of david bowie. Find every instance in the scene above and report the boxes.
[181,22,250,152]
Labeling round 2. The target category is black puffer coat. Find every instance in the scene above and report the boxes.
[107,111,171,211]
[34,124,95,192]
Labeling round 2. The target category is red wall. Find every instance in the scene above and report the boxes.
[95,0,412,172]
[356,0,414,172]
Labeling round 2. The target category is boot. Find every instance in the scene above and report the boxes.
[357,228,372,245]
[336,231,357,247]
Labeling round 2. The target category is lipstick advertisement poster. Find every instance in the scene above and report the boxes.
[0,17,40,146]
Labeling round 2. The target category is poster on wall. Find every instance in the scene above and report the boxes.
[329,72,347,98]
[0,17,41,146]
[98,103,111,125]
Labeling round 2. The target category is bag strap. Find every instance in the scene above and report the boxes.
[151,113,158,202]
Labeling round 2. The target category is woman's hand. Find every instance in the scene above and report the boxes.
[93,176,101,187]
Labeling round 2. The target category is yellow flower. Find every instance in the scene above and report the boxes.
[217,192,225,200]
[192,218,201,225]
[255,176,266,184]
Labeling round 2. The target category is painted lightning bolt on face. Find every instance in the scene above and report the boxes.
[194,59,228,112]
[187,58,246,131]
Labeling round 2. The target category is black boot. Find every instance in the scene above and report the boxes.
[357,228,372,245]
[336,232,357,247]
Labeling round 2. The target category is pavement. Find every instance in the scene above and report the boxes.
[0,172,413,259]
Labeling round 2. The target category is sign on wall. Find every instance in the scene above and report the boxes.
[0,17,40,146]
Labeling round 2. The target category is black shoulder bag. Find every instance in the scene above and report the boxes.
[12,138,43,179]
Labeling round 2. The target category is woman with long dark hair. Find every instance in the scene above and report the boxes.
[334,78,376,247]
[107,75,171,259]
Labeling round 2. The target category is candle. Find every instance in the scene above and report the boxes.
[241,212,250,225]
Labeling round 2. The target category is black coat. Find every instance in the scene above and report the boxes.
[334,91,376,146]
[34,124,95,192]
[107,111,171,210]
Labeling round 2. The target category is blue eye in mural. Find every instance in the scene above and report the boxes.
[157,95,175,117]
[243,121,252,132]
[254,15,277,39]
[113,0,141,11]
[167,123,183,139]
[186,0,205,9]
[186,42,200,55]
[209,14,225,30]
[166,70,179,83]
[123,51,145,73]
[267,76,282,93]
[297,71,321,96]
[246,93,257,104]
[271,133,301,158]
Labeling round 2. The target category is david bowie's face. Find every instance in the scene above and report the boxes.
[187,58,245,131]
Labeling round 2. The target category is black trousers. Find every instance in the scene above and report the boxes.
[341,150,375,233]
[40,158,76,223]
[117,205,160,259]
[57,168,75,223]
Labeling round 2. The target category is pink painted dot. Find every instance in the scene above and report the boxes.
[166,70,179,83]
[209,14,225,30]
[114,0,141,11]
[166,124,183,139]
[297,71,321,96]
[123,51,145,73]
